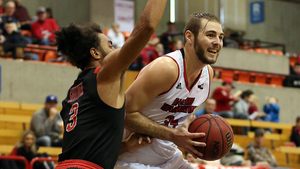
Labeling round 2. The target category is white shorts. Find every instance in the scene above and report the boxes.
[115,148,193,169]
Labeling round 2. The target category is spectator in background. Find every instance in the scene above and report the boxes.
[46,8,53,19]
[106,22,125,48]
[1,21,38,60]
[211,78,242,118]
[149,43,163,62]
[30,95,63,147]
[253,39,261,49]
[195,98,218,117]
[223,28,239,49]
[169,38,183,52]
[291,62,300,76]
[31,6,59,46]
[10,130,37,169]
[290,116,300,147]
[160,21,179,52]
[247,129,278,168]
[0,1,20,32]
[248,94,261,120]
[262,96,280,123]
[129,48,149,70]
[233,89,253,115]
[0,0,3,14]
[13,0,31,30]
[144,34,160,55]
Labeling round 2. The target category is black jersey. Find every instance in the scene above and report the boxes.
[59,67,125,169]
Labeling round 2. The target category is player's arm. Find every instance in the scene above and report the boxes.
[125,57,205,157]
[100,0,167,81]
[208,65,214,81]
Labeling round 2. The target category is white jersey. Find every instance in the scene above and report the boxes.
[117,49,211,168]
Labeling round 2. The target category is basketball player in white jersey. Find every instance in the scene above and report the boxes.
[116,13,224,169]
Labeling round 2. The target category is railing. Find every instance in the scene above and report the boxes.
[29,157,58,169]
[0,155,29,169]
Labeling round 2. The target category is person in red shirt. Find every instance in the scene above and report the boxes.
[291,116,300,147]
[211,78,243,118]
[31,6,59,46]
[149,43,163,63]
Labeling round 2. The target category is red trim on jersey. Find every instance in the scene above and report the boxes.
[94,67,101,74]
[158,55,180,96]
[183,58,203,91]
[56,159,103,169]
[204,66,211,103]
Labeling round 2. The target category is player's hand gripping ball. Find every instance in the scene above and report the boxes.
[188,114,234,161]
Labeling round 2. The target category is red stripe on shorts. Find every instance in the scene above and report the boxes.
[55,159,103,169]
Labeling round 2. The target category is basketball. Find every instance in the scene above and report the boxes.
[188,114,234,161]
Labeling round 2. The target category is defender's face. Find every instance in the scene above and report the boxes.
[98,33,115,57]
[194,19,223,64]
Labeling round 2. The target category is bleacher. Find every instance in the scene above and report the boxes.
[0,100,299,168]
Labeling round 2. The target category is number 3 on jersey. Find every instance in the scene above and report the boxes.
[66,103,79,132]
[164,115,179,128]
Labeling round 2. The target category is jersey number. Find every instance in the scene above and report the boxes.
[66,103,79,132]
[164,115,179,128]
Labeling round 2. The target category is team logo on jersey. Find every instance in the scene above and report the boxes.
[198,83,204,89]
[68,82,84,103]
[176,83,182,89]
[160,97,196,113]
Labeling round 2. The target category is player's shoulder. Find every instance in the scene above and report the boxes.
[136,56,179,86]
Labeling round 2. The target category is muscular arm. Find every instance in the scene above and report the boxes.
[125,57,205,157]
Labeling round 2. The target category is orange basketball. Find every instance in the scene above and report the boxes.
[188,114,234,161]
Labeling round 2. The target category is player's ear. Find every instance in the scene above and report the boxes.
[90,47,101,59]
[185,30,194,45]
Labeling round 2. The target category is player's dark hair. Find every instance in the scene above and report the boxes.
[241,90,253,99]
[55,23,103,70]
[183,13,221,44]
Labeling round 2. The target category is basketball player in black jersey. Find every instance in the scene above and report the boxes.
[54,1,167,168]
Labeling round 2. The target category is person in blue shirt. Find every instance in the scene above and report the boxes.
[195,98,218,117]
[261,96,280,123]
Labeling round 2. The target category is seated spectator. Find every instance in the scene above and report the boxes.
[10,130,37,169]
[1,21,38,60]
[160,21,179,52]
[149,43,163,63]
[0,0,3,14]
[0,1,20,32]
[290,62,300,76]
[129,48,149,70]
[290,116,300,147]
[46,7,53,19]
[30,95,63,147]
[221,143,252,166]
[106,22,125,48]
[223,28,239,49]
[31,6,59,46]
[13,0,31,30]
[169,38,183,52]
[211,78,242,118]
[195,98,218,117]
[247,129,278,168]
[233,89,253,115]
[253,39,261,49]
[10,130,55,169]
[261,96,280,123]
[248,94,260,120]
[144,34,160,54]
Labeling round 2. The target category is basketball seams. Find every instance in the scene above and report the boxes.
[215,116,234,150]
[211,115,224,160]
[203,118,210,159]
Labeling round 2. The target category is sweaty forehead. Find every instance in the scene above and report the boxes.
[200,19,223,34]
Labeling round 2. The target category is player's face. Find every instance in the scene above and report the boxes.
[24,133,34,148]
[194,20,223,64]
[98,33,115,57]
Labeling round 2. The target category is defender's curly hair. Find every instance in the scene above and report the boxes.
[183,13,220,44]
[55,23,103,70]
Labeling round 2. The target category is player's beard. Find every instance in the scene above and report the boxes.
[194,40,218,64]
